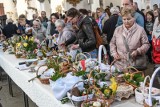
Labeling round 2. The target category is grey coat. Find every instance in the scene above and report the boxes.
[32,25,46,42]
[57,26,75,50]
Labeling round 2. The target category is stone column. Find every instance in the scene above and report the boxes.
[0,0,17,21]
[16,0,27,16]
[91,0,100,12]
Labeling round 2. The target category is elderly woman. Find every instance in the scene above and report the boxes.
[110,7,150,71]
[32,19,46,42]
[55,19,75,51]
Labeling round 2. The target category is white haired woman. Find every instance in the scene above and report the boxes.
[55,19,76,51]
[32,19,46,42]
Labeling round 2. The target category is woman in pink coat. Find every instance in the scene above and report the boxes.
[110,7,150,71]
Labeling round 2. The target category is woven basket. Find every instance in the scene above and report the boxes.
[81,85,112,107]
[68,81,94,107]
[123,66,144,90]
[36,65,50,84]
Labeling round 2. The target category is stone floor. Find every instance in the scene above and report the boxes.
[0,63,159,107]
[0,72,37,107]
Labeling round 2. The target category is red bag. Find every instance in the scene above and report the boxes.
[152,36,160,63]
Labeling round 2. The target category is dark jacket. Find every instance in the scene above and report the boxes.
[3,23,18,38]
[77,16,96,52]
[145,21,154,35]
[103,14,119,43]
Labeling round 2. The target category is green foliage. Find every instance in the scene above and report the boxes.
[74,70,86,76]
[51,72,63,81]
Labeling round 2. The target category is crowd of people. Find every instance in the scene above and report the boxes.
[0,0,160,71]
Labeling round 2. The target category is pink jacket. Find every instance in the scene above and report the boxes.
[110,23,150,70]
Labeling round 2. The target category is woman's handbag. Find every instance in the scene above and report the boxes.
[121,35,147,69]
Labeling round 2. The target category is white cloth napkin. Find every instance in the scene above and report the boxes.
[16,64,30,71]
[50,73,83,100]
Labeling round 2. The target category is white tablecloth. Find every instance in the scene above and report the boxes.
[0,51,142,107]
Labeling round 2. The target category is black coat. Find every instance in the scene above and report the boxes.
[3,23,18,38]
[103,14,119,43]
[77,16,96,52]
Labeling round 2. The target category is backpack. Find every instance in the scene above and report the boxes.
[93,25,103,48]
[152,25,160,63]
[152,35,160,63]
[89,17,106,48]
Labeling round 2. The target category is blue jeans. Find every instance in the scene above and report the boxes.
[88,49,98,58]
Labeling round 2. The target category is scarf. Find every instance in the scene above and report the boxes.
[98,13,106,31]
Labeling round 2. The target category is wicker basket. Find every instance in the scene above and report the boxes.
[81,85,112,107]
[36,65,50,84]
[123,66,144,90]
[67,81,94,107]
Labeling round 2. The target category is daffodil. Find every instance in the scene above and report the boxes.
[109,77,118,95]
[16,43,21,47]
[30,37,34,41]
[25,36,28,40]
[23,43,28,47]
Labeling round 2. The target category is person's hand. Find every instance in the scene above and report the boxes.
[53,34,58,38]
[17,29,20,33]
[113,53,120,60]
[60,43,66,47]
[149,31,152,35]
[71,44,79,50]
[131,50,138,58]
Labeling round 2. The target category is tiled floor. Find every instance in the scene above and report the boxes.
[0,72,37,107]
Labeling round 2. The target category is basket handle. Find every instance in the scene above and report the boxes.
[75,53,88,63]
[109,59,117,75]
[98,45,107,64]
[88,69,100,85]
[36,65,48,77]
[142,75,150,96]
[148,67,160,106]
[60,65,77,74]
[56,56,70,65]
[83,52,91,59]
[70,80,86,97]
[124,66,139,73]
[93,72,108,85]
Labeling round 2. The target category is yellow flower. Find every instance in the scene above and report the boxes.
[23,43,28,47]
[30,37,34,41]
[16,43,21,47]
[25,36,28,40]
[109,77,118,95]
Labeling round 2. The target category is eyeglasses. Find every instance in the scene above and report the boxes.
[122,3,130,6]
[96,11,101,13]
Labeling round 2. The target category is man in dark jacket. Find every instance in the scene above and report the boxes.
[103,6,119,63]
[66,8,97,57]
[3,18,18,38]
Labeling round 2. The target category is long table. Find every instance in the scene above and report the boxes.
[0,51,143,107]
